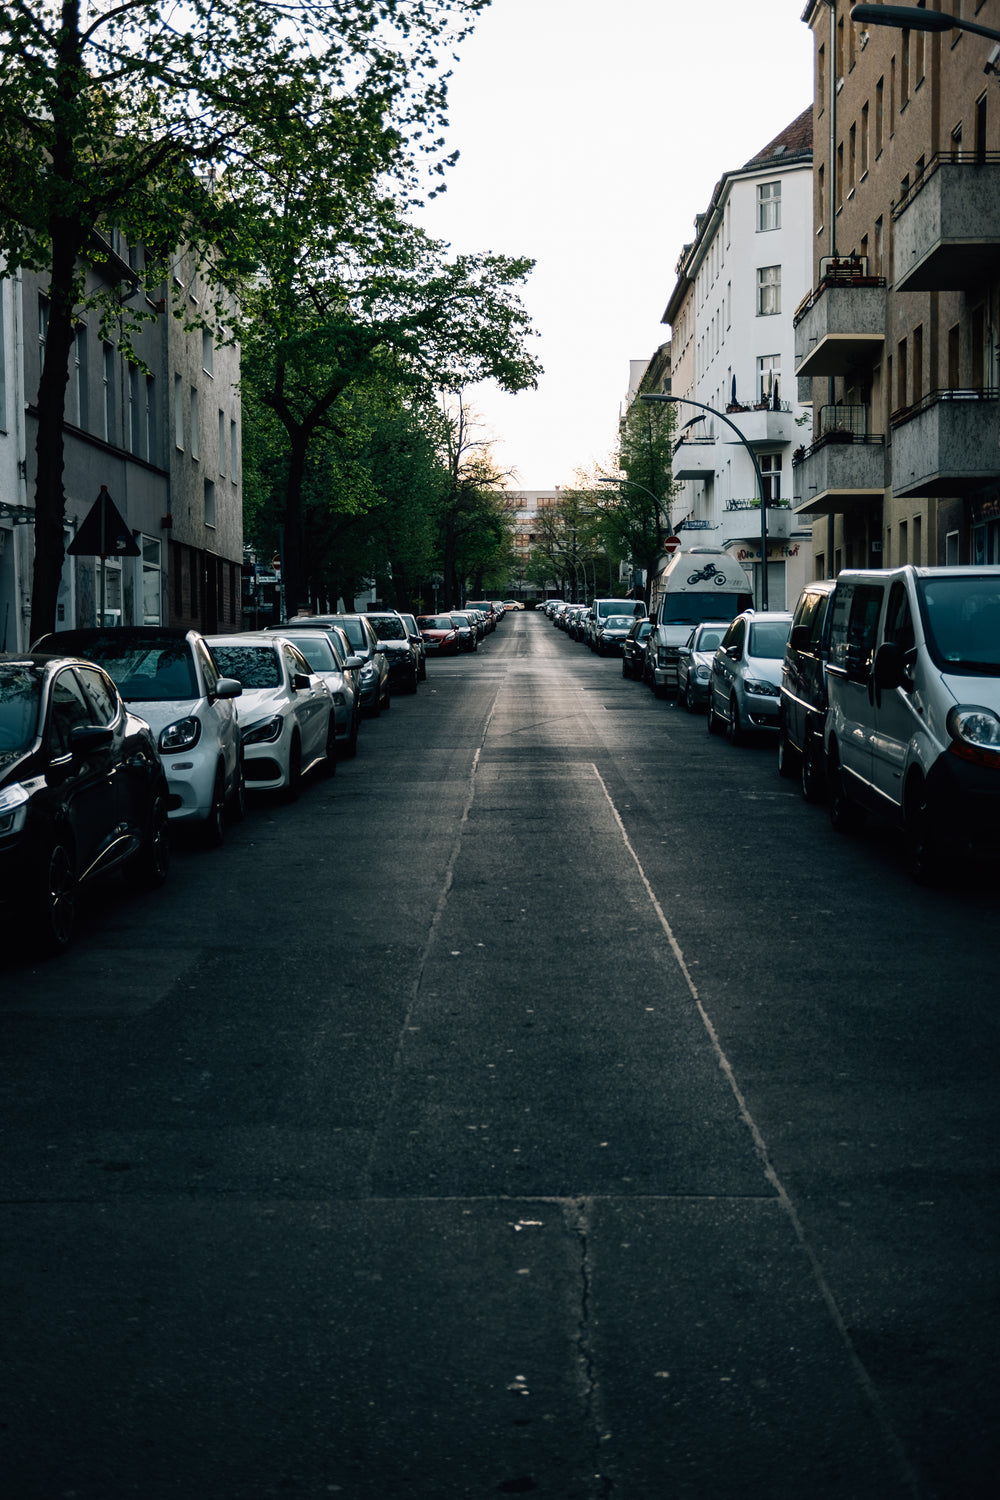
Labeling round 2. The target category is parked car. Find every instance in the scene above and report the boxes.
[32,626,244,845]
[416,614,461,656]
[707,610,793,744]
[363,611,420,694]
[207,634,336,796]
[265,626,361,759]
[465,600,497,631]
[777,579,836,801]
[0,653,170,952]
[677,620,730,712]
[284,614,390,716]
[595,613,640,657]
[449,611,479,652]
[647,549,752,697]
[398,613,427,681]
[823,565,1000,881]
[621,617,653,679]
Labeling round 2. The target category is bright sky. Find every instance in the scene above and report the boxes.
[418,0,815,489]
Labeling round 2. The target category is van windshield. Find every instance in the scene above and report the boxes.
[662,593,746,624]
[917,576,1000,675]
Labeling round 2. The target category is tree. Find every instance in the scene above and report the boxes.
[594,393,677,606]
[433,397,515,606]
[0,0,492,633]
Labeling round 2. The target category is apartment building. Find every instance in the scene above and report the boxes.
[0,236,242,648]
[661,109,815,609]
[795,0,1000,573]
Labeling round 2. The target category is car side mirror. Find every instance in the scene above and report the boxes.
[293,672,312,691]
[790,623,811,650]
[873,640,905,692]
[344,655,364,670]
[677,646,691,659]
[213,677,243,700]
[69,723,114,756]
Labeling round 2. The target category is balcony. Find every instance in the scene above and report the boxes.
[673,436,715,482]
[722,499,792,543]
[893,154,1000,293]
[792,412,887,516]
[722,400,797,447]
[890,389,1000,499]
[794,269,886,379]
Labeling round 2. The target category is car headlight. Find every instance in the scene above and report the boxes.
[695,665,710,682]
[360,662,375,680]
[0,782,29,839]
[241,714,283,746]
[744,679,779,697]
[159,715,201,753]
[947,705,1000,764]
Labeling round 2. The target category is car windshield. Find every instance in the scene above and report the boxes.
[370,617,407,641]
[917,576,1000,674]
[605,617,634,630]
[284,635,336,672]
[695,627,727,652]
[419,617,454,630]
[748,621,791,659]
[0,665,42,762]
[70,637,198,701]
[211,644,281,689]
[451,614,472,625]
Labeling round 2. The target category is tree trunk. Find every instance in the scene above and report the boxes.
[282,431,308,618]
[30,232,79,637]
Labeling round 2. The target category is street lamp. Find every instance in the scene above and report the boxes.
[851,5,1000,45]
[640,393,772,610]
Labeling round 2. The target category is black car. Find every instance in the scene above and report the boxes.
[0,653,170,953]
[363,611,420,694]
[778,578,837,801]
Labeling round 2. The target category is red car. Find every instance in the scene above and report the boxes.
[416,614,461,656]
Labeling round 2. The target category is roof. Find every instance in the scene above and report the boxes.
[742,107,813,170]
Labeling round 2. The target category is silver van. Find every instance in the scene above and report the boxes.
[823,565,1000,881]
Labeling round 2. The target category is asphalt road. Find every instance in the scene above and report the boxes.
[2,610,998,1499]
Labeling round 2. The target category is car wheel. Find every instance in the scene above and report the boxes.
[344,710,360,759]
[202,764,226,848]
[322,714,338,776]
[777,718,796,778]
[405,666,418,694]
[685,681,699,714]
[621,657,630,678]
[800,733,825,804]
[707,693,720,735]
[32,837,76,954]
[133,788,171,888]
[727,694,745,747]
[285,734,302,802]
[381,680,391,710]
[905,777,944,886]
[828,744,863,834]
[228,754,247,824]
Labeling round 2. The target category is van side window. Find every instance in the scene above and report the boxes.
[884,583,915,653]
[829,583,883,678]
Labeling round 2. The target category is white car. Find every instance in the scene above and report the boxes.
[32,626,244,845]
[265,626,361,759]
[206,634,336,796]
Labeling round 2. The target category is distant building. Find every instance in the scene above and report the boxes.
[795,0,1000,571]
[659,108,815,610]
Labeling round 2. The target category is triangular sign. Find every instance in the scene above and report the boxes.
[67,487,141,557]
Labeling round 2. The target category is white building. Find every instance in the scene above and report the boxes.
[662,109,815,609]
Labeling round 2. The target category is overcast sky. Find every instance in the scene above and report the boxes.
[417,0,815,489]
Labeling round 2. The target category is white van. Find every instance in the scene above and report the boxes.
[824,564,1000,881]
[647,549,753,696]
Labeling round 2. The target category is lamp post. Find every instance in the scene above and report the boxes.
[851,5,1000,46]
[640,393,771,610]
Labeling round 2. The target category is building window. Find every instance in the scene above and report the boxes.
[190,386,199,460]
[69,325,88,429]
[759,453,782,502]
[140,535,162,624]
[145,376,156,464]
[102,342,115,443]
[874,215,884,276]
[948,323,961,389]
[0,292,6,432]
[913,324,923,405]
[861,103,869,176]
[174,374,184,450]
[204,478,215,527]
[757,266,781,316]
[757,181,781,232]
[849,122,857,194]
[218,409,226,477]
[901,30,910,108]
[230,419,238,482]
[757,354,781,402]
[202,328,214,377]
[897,337,908,409]
[875,77,884,156]
[128,363,140,455]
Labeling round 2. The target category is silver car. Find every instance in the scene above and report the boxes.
[707,610,793,744]
[677,620,730,712]
[266,626,361,758]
